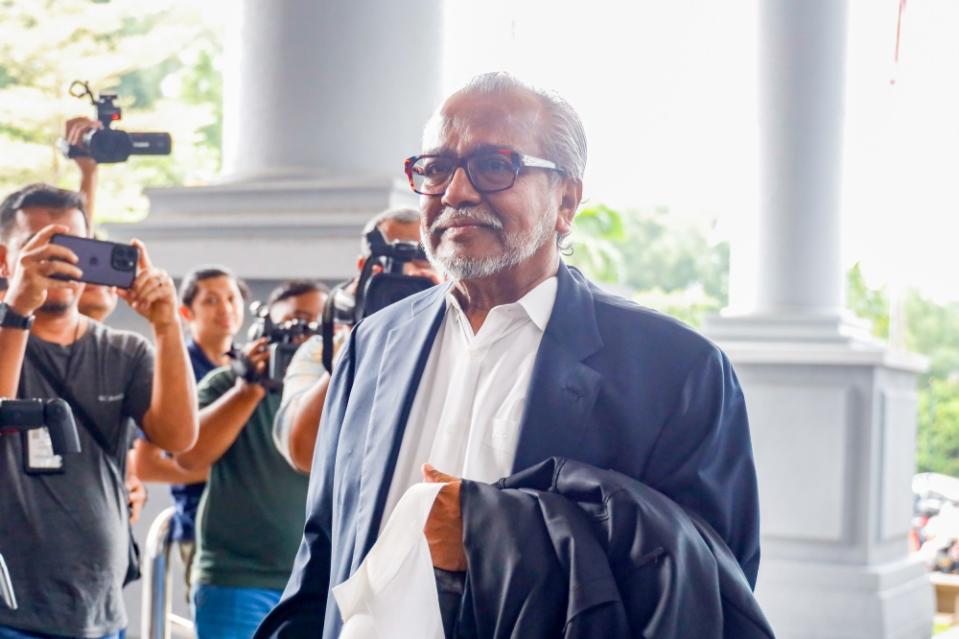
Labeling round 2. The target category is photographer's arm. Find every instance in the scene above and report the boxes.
[131,438,208,484]
[275,334,345,473]
[0,225,82,397]
[176,344,268,471]
[286,374,331,473]
[65,117,100,224]
[120,240,197,453]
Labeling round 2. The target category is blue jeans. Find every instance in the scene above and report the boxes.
[192,584,282,639]
[0,626,122,639]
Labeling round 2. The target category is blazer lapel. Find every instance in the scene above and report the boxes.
[513,263,605,472]
[351,285,449,565]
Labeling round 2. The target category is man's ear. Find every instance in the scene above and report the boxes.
[555,177,583,238]
[0,244,9,278]
[178,304,193,322]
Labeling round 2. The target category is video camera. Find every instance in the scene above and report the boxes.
[320,228,436,372]
[59,80,172,164]
[230,302,321,393]
[0,398,82,456]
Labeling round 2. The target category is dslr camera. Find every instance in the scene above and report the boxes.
[320,228,435,371]
[59,80,172,164]
[231,303,321,393]
[0,398,82,456]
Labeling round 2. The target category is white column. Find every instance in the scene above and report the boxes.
[706,2,933,637]
[108,0,442,281]
[222,0,441,182]
[752,0,847,315]
[715,0,869,341]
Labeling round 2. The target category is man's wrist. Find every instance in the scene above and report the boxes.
[0,300,36,328]
[151,320,181,339]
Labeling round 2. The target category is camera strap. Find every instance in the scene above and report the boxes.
[322,282,350,374]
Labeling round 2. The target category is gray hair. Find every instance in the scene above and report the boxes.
[360,207,422,255]
[446,72,588,180]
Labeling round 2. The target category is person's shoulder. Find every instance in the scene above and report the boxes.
[569,267,723,364]
[353,283,447,339]
[197,365,235,400]
[199,364,234,387]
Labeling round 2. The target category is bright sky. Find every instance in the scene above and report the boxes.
[443,0,959,303]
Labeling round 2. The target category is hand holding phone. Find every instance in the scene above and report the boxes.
[50,234,138,289]
[116,239,178,331]
[3,225,84,316]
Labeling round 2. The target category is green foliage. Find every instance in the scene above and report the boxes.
[0,0,223,223]
[846,263,959,478]
[568,204,728,328]
[565,204,627,283]
[918,377,959,477]
[846,262,889,338]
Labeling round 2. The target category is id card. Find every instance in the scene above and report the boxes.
[22,427,64,474]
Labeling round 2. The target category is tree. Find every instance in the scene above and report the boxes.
[0,0,222,222]
[567,204,728,328]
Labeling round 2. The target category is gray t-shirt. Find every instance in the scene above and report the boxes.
[0,320,153,637]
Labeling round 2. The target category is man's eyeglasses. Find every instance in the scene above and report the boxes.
[404,149,565,196]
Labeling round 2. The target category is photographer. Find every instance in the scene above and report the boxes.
[0,184,197,638]
[273,208,437,472]
[131,266,249,595]
[174,280,325,639]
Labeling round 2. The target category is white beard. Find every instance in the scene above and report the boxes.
[422,205,556,281]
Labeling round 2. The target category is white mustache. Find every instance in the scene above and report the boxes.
[430,207,503,233]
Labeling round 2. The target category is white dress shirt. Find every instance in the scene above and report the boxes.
[380,276,558,526]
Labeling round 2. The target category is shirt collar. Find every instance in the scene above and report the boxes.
[444,275,558,333]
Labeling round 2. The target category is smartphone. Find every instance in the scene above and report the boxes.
[50,234,139,289]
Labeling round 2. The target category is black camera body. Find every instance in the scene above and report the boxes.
[0,398,82,455]
[320,228,435,372]
[60,81,172,164]
[232,303,321,393]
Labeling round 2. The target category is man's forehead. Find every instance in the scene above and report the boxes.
[422,89,545,155]
[13,207,86,245]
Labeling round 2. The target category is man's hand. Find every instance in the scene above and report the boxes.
[64,117,100,174]
[422,464,466,571]
[118,240,177,330]
[126,471,147,525]
[4,225,83,316]
[236,337,270,397]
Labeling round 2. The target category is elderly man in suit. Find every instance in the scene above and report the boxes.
[255,72,760,638]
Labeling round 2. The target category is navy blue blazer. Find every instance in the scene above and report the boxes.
[255,262,761,639]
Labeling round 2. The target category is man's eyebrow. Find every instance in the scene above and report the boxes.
[421,143,512,157]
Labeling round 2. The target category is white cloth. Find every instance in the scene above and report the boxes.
[333,482,447,639]
[381,276,558,527]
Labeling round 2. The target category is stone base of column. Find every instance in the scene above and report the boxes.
[756,556,933,639]
[101,176,417,280]
[704,309,876,343]
[704,328,932,639]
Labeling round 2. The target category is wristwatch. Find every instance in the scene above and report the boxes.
[0,302,34,330]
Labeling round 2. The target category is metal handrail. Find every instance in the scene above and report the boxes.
[142,506,195,639]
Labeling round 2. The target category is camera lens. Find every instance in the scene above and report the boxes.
[111,245,136,271]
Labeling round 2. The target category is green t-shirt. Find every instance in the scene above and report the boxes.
[193,367,310,590]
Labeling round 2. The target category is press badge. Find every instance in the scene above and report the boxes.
[23,427,64,474]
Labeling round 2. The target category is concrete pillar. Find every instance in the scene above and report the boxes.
[707,2,934,637]
[221,0,440,182]
[106,0,442,281]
